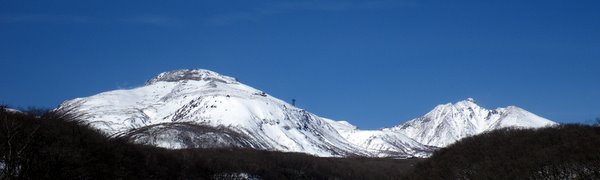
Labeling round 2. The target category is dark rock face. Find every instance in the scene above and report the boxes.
[121,122,262,149]
[145,69,238,85]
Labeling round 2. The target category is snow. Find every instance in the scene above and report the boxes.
[57,69,429,158]
[2,108,22,114]
[213,172,261,180]
[323,118,432,158]
[56,69,556,158]
[388,98,557,148]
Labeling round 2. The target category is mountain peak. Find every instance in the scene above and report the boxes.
[465,97,475,103]
[59,68,433,158]
[145,69,238,85]
[393,99,556,147]
[433,98,480,112]
[453,98,480,108]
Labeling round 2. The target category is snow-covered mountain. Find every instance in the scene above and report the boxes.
[388,98,557,148]
[323,119,433,157]
[57,69,431,158]
[2,108,21,114]
[56,69,556,157]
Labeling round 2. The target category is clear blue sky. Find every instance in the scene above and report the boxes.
[1,0,599,128]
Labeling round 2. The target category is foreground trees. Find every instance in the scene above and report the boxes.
[0,108,419,179]
[3,107,600,179]
[407,125,600,179]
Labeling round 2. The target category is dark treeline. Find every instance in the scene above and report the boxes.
[406,124,600,180]
[0,107,420,180]
[3,106,600,179]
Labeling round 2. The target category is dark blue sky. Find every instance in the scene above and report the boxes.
[1,0,599,128]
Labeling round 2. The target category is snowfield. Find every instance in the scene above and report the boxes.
[56,69,556,158]
[388,98,557,147]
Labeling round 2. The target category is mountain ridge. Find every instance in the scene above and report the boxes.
[56,69,556,157]
[57,69,431,158]
[388,98,557,147]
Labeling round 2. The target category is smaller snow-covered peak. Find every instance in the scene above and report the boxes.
[2,107,22,114]
[145,69,238,85]
[322,118,358,132]
[431,98,482,113]
[455,98,478,107]
[393,99,556,147]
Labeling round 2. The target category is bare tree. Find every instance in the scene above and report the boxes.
[1,110,39,179]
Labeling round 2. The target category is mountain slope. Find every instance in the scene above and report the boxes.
[0,108,426,180]
[323,119,433,158]
[389,98,557,147]
[1,107,22,114]
[57,69,430,158]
